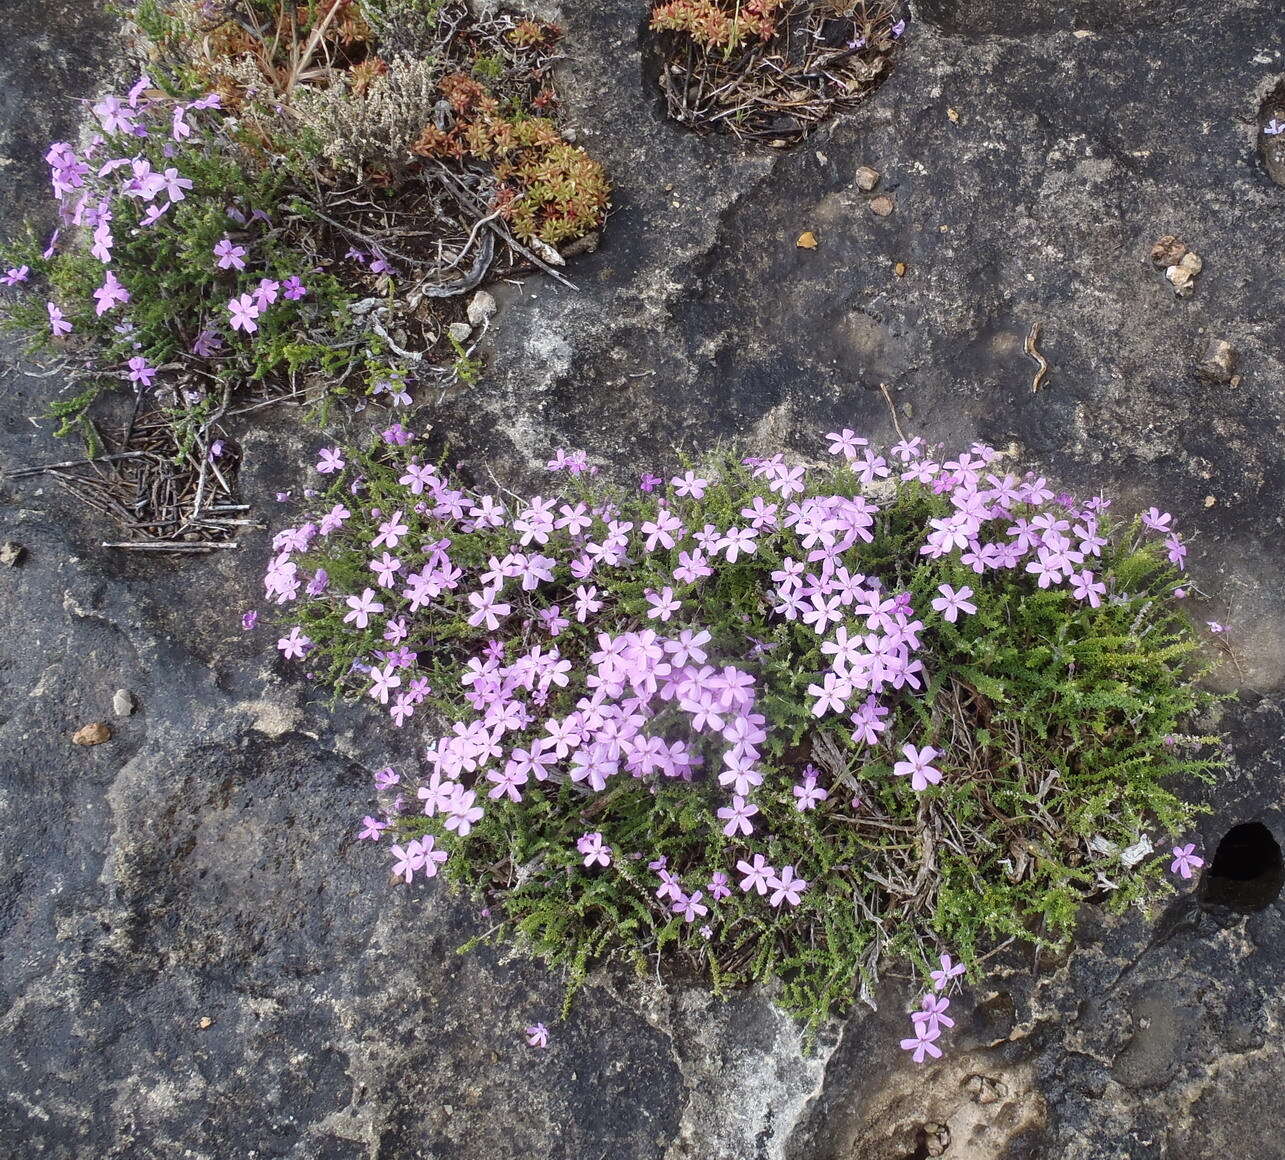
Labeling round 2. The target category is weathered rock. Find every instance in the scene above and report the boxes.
[1196,339,1239,383]
[1166,249,1204,296]
[0,540,23,566]
[112,688,136,716]
[868,194,895,216]
[1,0,1283,1158]
[447,320,473,343]
[467,289,498,326]
[71,721,111,746]
[1150,234,1188,267]
[855,165,880,191]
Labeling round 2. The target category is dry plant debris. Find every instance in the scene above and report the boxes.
[649,0,905,145]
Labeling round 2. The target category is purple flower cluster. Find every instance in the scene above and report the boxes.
[900,954,965,1063]
[263,429,1201,1019]
[5,77,313,382]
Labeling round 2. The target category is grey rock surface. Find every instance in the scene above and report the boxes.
[0,1,1282,1158]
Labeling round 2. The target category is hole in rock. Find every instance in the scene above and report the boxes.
[1200,822,1284,912]
[900,1121,950,1159]
[1259,81,1285,188]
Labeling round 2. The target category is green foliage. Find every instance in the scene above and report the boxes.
[265,438,1225,1034]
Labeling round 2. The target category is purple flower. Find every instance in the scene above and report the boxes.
[1170,843,1204,879]
[912,993,955,1033]
[227,293,261,333]
[671,470,711,499]
[277,627,311,659]
[767,866,808,907]
[672,890,709,923]
[577,831,612,867]
[2,265,29,286]
[92,94,136,135]
[253,277,280,309]
[192,328,224,358]
[47,302,72,337]
[358,816,388,841]
[213,237,247,270]
[899,1022,942,1063]
[241,610,258,630]
[1070,569,1106,607]
[1264,119,1285,137]
[792,771,828,811]
[930,953,965,992]
[737,854,775,895]
[343,588,385,628]
[525,1023,549,1048]
[893,743,942,791]
[640,473,662,493]
[125,355,157,387]
[316,447,345,474]
[1140,506,1172,533]
[644,586,681,622]
[93,270,130,316]
[890,18,906,37]
[390,841,423,883]
[282,275,307,300]
[931,583,976,623]
[717,795,758,837]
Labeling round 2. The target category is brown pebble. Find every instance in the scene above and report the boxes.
[198,1016,213,1030]
[947,107,960,123]
[855,165,880,191]
[72,722,112,746]
[869,195,895,217]
[1204,495,1216,507]
[894,261,907,277]
[796,230,818,250]
[1195,338,1238,383]
[1150,234,1187,268]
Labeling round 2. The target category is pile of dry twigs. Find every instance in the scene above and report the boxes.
[650,0,902,145]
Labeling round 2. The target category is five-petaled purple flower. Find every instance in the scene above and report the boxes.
[931,583,976,623]
[899,1021,942,1063]
[1170,843,1204,879]
[893,743,942,791]
[930,953,965,992]
[213,237,247,270]
[317,448,345,474]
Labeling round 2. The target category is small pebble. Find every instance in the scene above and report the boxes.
[466,290,496,327]
[72,722,111,746]
[1196,338,1238,383]
[0,541,24,567]
[1150,235,1187,267]
[447,321,472,343]
[869,195,895,217]
[855,165,880,191]
[112,689,136,716]
[796,231,819,250]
